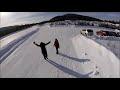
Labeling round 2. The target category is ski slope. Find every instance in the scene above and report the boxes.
[0,26,39,64]
[0,26,39,48]
[0,25,119,78]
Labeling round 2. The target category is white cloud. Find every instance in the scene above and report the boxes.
[1,12,120,27]
[1,12,48,27]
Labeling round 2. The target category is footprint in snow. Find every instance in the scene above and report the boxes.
[96,66,98,68]
[95,71,99,76]
[85,53,87,55]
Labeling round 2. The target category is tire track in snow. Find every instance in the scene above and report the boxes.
[0,29,39,64]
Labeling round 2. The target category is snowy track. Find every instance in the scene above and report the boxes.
[0,29,39,64]
[0,25,119,78]
[0,26,39,48]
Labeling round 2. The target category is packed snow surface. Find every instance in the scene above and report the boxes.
[0,25,119,78]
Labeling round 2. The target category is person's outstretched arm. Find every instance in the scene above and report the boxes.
[53,43,55,47]
[33,41,40,47]
[45,41,51,45]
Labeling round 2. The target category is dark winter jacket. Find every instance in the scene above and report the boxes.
[34,41,51,56]
[54,39,59,49]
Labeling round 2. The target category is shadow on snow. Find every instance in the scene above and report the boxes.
[0,29,39,64]
[59,52,90,63]
[46,59,93,78]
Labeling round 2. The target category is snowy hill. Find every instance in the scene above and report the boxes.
[0,25,119,78]
[49,14,103,22]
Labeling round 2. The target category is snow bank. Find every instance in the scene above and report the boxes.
[92,38,120,60]
[0,26,39,49]
[72,35,119,78]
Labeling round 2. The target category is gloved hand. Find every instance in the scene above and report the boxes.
[33,41,35,44]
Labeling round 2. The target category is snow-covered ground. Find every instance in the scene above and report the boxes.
[0,25,119,78]
[0,26,40,63]
[0,26,39,48]
[72,35,119,77]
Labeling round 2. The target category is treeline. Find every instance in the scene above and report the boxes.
[49,20,120,30]
[104,20,120,24]
[99,22,120,30]
[99,23,118,29]
[49,14,103,22]
[0,24,37,38]
[49,20,94,26]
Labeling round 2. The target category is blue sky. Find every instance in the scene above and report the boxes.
[1,12,120,27]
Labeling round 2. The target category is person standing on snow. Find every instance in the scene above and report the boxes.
[33,41,51,60]
[53,38,60,54]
